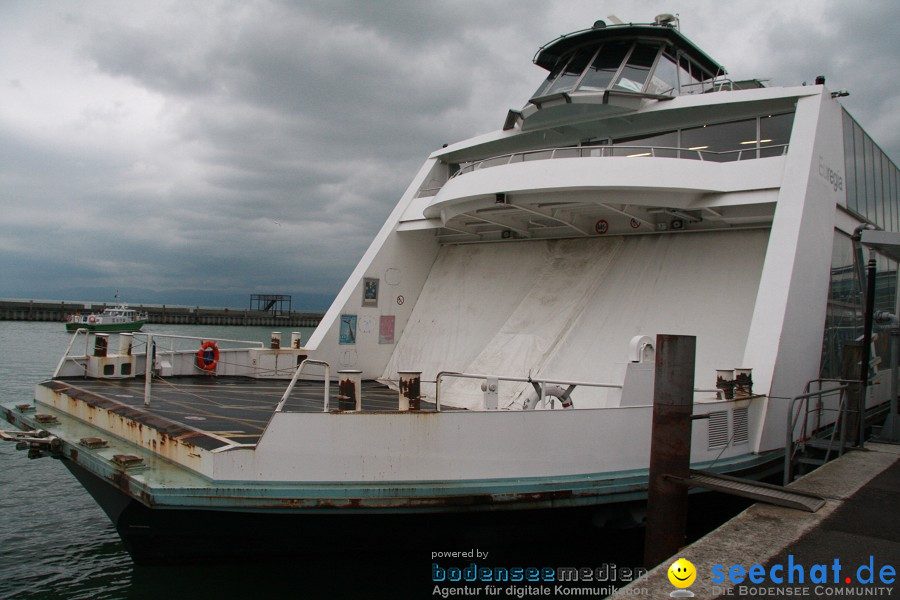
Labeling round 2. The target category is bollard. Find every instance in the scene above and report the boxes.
[734,368,753,398]
[643,334,696,569]
[715,369,734,400]
[94,334,109,357]
[270,332,281,350]
[481,377,499,410]
[337,369,362,411]
[398,371,422,411]
[291,332,302,349]
[118,333,133,356]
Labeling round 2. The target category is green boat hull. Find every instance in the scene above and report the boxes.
[65,320,146,333]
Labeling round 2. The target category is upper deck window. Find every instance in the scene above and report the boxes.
[760,113,794,158]
[682,119,758,162]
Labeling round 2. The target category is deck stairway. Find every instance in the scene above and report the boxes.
[664,378,862,514]
[784,379,857,485]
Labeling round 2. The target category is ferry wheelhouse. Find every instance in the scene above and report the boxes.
[3,15,898,562]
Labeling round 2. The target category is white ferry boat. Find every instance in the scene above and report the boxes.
[2,15,898,562]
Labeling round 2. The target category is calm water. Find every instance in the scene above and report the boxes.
[0,322,323,600]
[0,322,751,599]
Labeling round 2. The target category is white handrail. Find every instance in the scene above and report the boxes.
[276,359,332,413]
[54,328,90,377]
[452,143,789,177]
[130,332,265,347]
[434,371,623,411]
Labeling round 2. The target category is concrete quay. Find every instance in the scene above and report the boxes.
[0,299,323,327]
[622,442,899,599]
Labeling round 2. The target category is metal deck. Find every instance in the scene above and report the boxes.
[39,376,439,449]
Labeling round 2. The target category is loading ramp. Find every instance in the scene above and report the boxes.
[670,469,826,512]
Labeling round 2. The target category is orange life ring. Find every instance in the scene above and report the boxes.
[88,315,97,323]
[66,315,73,322]
[196,341,219,371]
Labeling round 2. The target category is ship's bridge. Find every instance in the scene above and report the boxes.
[508,16,730,132]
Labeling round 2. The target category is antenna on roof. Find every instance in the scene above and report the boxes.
[654,13,679,29]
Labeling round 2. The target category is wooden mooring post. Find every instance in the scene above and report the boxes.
[643,334,696,569]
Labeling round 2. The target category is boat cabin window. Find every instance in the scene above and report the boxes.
[614,43,660,92]
[647,50,678,96]
[533,39,715,100]
[682,118,760,162]
[760,113,795,158]
[820,231,899,379]
[598,112,794,161]
[450,111,796,178]
[533,40,714,98]
[577,41,630,92]
[535,44,599,97]
[546,45,598,96]
[678,56,710,94]
[843,110,900,230]
[612,131,678,158]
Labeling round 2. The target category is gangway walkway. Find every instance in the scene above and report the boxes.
[673,470,826,512]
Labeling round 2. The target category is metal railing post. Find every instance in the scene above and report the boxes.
[144,334,154,407]
[276,359,332,413]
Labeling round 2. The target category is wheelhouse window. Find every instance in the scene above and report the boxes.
[614,43,661,92]
[531,39,717,100]
[533,54,571,98]
[678,56,709,94]
[541,44,599,96]
[577,41,631,92]
[646,50,678,96]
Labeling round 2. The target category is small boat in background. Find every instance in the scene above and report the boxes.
[66,302,148,332]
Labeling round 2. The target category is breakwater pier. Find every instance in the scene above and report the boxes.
[0,299,323,327]
[622,442,899,598]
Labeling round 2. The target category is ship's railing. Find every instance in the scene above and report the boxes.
[783,379,857,485]
[276,359,332,413]
[434,371,623,411]
[679,77,750,95]
[140,333,266,407]
[451,143,789,179]
[55,330,266,406]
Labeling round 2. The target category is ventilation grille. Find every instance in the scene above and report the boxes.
[708,411,729,449]
[733,407,749,444]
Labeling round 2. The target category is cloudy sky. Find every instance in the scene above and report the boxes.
[1,0,897,310]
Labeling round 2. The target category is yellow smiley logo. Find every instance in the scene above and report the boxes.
[667,558,696,588]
